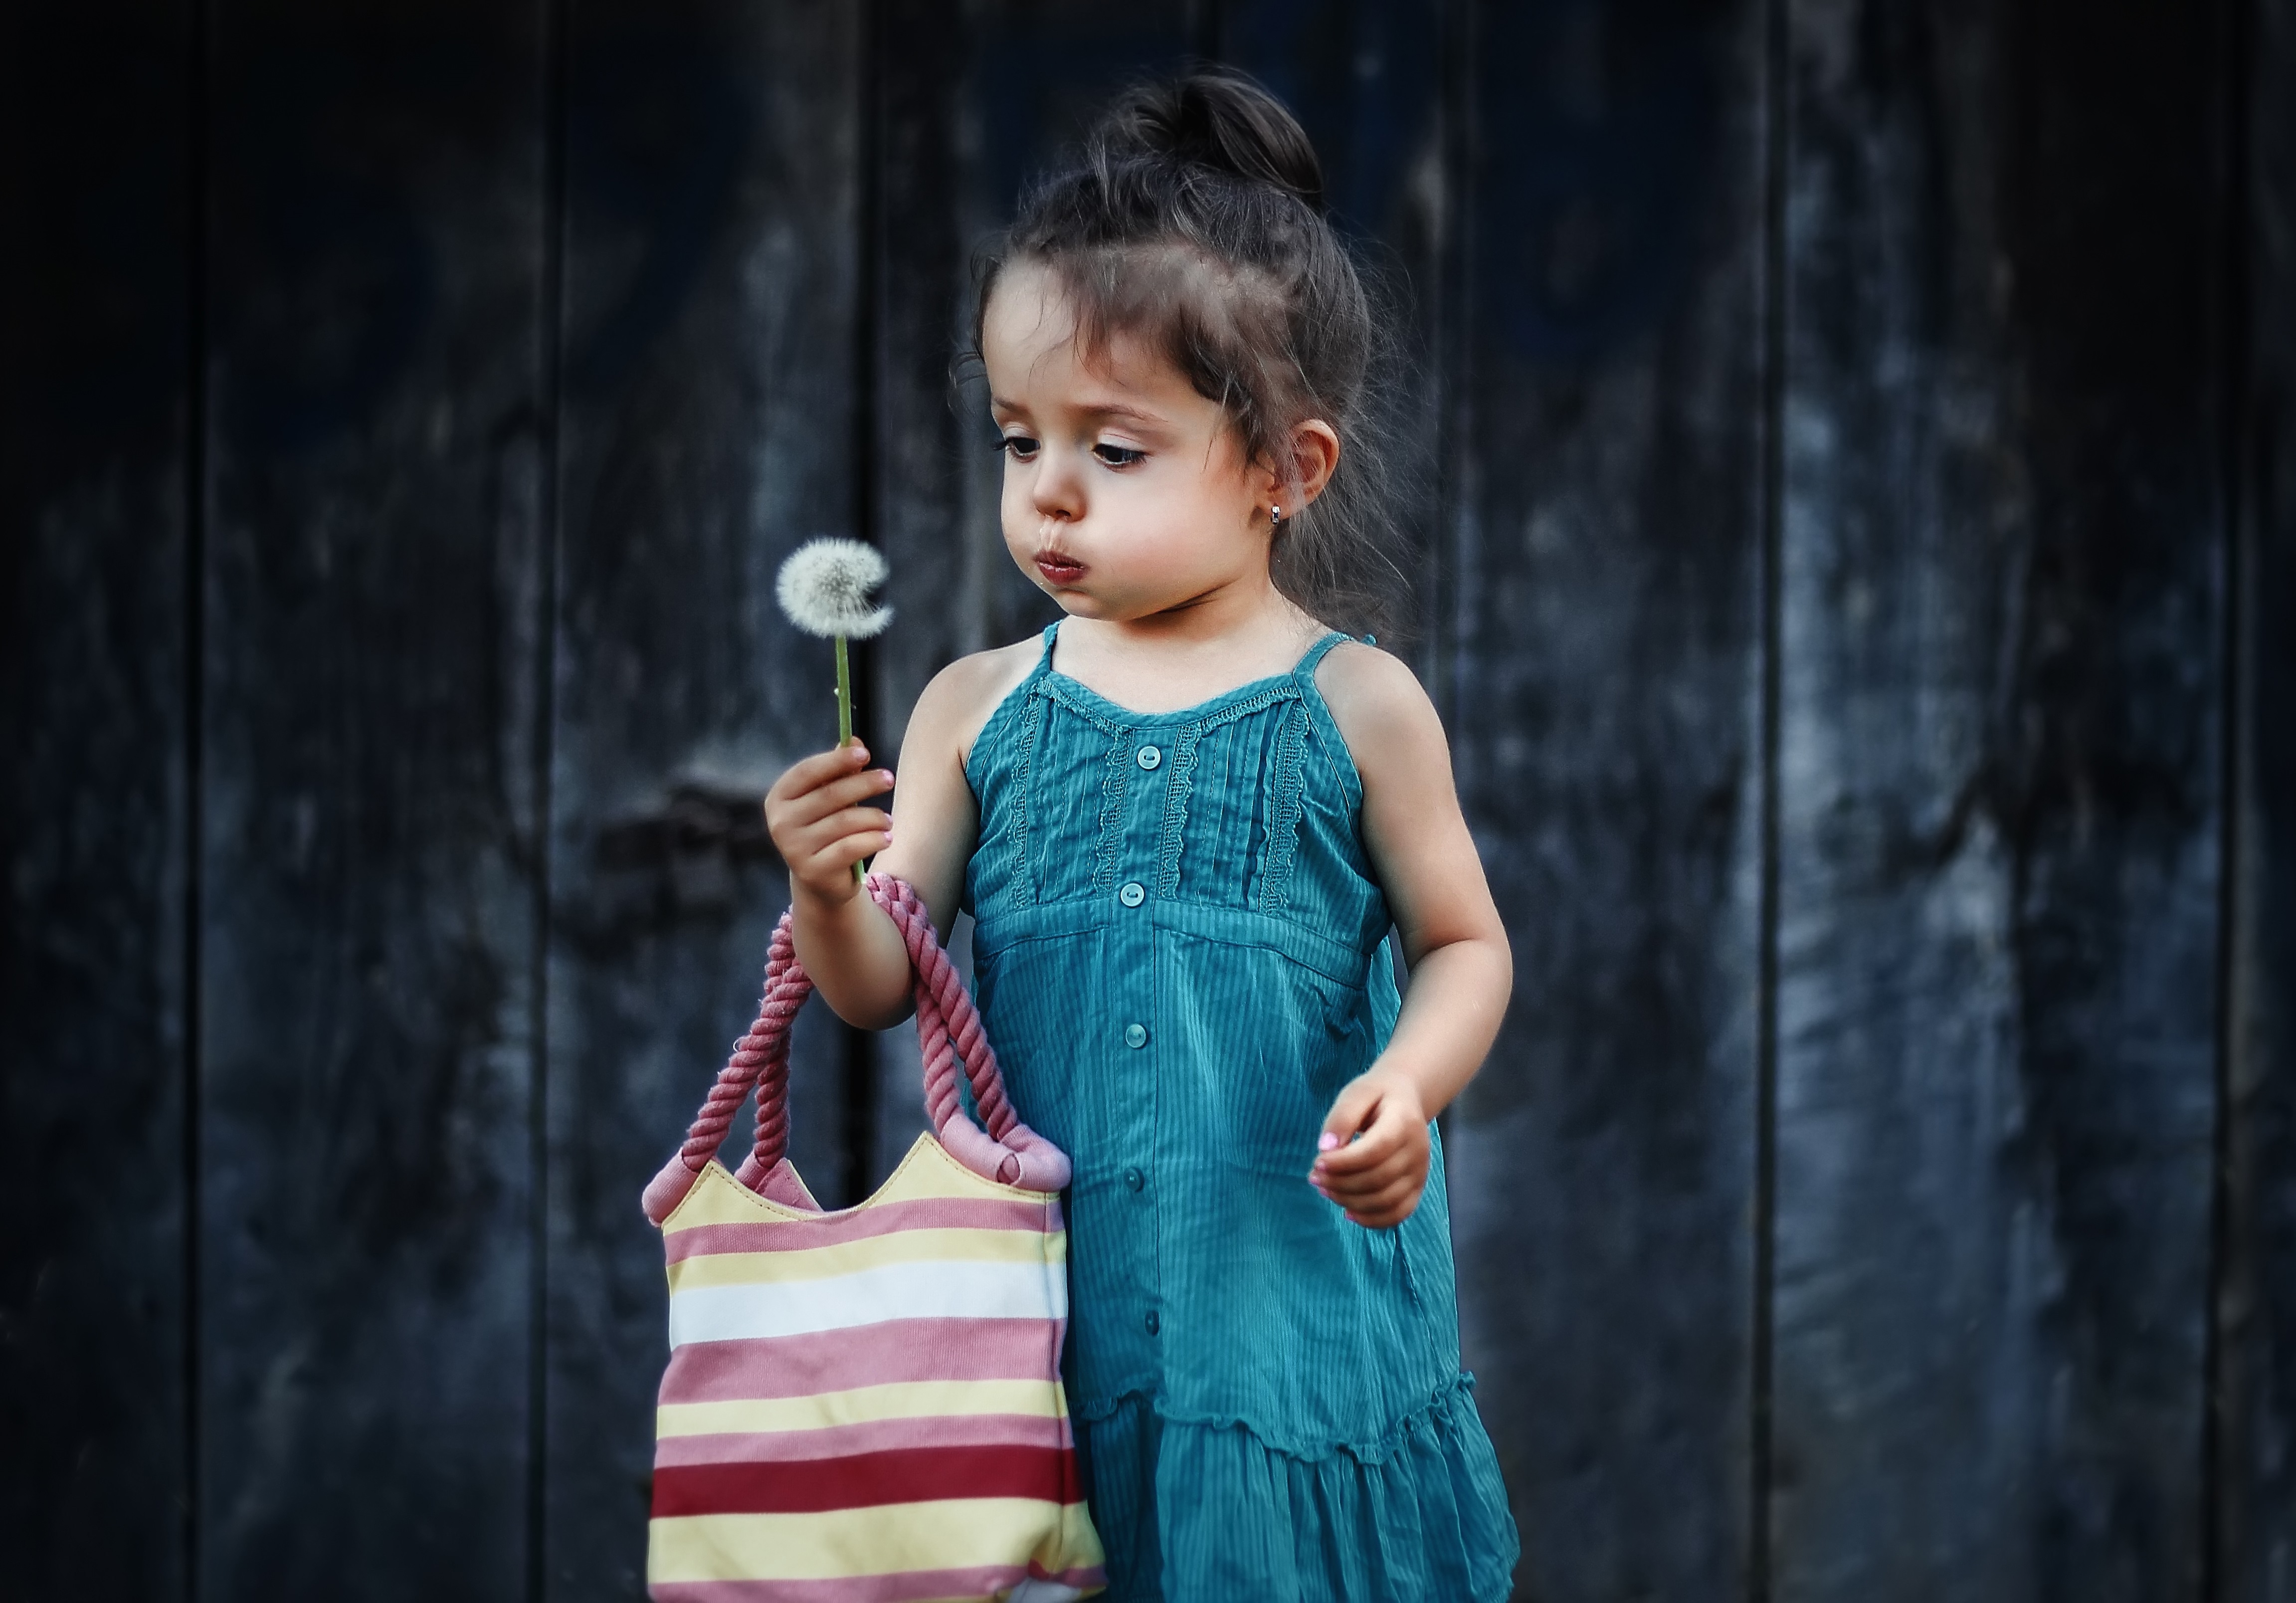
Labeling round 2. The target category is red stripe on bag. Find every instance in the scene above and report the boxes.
[651,1443,1084,1517]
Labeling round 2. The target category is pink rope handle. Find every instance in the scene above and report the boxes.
[641,872,1069,1226]
[867,873,1021,1145]
[633,910,811,1229]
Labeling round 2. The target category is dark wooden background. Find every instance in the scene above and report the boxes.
[3,0,2290,1599]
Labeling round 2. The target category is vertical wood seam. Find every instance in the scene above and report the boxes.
[2204,0,2258,1595]
[1191,0,1223,64]
[1750,0,1789,1598]
[182,0,211,1593]
[1429,0,1469,737]
[1440,0,1477,741]
[527,0,571,1592]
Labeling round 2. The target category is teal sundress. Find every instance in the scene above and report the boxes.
[962,623,1520,1601]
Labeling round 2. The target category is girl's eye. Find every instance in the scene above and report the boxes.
[996,434,1040,460]
[1092,442,1146,467]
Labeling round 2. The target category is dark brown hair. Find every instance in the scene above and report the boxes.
[972,68,1408,638]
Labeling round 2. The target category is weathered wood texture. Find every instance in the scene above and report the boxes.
[0,4,192,1597]
[196,2,547,1592]
[543,3,862,1594]
[1446,2,1767,1598]
[1772,2,2228,1598]
[2222,0,2296,1594]
[5,3,2291,1600]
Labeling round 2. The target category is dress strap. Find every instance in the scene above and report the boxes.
[1290,629,1351,683]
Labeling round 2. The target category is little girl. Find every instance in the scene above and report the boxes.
[765,70,1520,1601]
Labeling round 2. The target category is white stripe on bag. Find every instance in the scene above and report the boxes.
[668,1259,1068,1347]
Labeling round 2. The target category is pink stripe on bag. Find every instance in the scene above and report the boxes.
[658,1318,1062,1404]
[651,1567,1098,1603]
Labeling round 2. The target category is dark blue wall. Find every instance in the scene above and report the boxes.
[2,1,2289,1598]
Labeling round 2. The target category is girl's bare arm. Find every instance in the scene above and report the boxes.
[763,644,1032,1031]
[1307,643,1513,1226]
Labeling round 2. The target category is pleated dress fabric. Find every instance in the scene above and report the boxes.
[962,624,1520,1601]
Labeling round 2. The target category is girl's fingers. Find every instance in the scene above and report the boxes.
[801,820,894,877]
[1344,1186,1423,1228]
[789,805,893,854]
[1319,1076,1385,1147]
[1318,1149,1421,1199]
[1314,1117,1406,1176]
[776,766,895,828]
[1333,1170,1424,1214]
[770,742,873,799]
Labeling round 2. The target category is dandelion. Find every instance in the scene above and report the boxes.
[776,538,893,642]
[776,538,893,881]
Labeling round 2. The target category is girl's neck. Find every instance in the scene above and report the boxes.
[1049,588,1329,716]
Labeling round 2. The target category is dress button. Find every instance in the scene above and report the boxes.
[1125,1166,1145,1192]
[1144,1310,1161,1336]
[1124,1023,1148,1049]
[1136,745,1163,771]
[1119,880,1146,907]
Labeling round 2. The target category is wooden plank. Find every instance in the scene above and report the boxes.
[543,3,864,1593]
[864,0,1195,1185]
[196,2,546,1593]
[1444,2,1768,1598]
[1771,2,2227,1597]
[2221,0,2296,1591]
[0,3,192,1596]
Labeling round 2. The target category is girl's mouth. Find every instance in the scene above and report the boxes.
[1035,552,1086,586]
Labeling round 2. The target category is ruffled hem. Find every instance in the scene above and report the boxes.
[1075,1376,1519,1602]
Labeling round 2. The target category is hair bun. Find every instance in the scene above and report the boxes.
[1095,69,1326,213]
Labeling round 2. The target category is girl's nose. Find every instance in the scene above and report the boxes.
[1031,447,1084,521]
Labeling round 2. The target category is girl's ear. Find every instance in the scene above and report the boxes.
[1283,420,1342,513]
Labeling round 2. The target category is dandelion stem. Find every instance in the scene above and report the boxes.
[835,632,854,747]
[836,633,862,883]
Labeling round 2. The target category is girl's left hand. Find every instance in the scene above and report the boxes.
[1310,1068,1431,1229]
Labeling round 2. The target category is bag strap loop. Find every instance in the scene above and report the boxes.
[642,872,1069,1225]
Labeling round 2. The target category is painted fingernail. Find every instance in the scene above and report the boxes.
[1317,1133,1340,1152]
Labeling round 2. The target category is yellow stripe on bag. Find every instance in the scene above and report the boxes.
[666,1226,1056,1291]
[649,1498,1090,1583]
[656,1379,1065,1438]
[662,1140,1055,1234]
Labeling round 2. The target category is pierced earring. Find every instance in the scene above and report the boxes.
[1270,504,1285,528]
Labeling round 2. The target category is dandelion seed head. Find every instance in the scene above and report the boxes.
[775,538,892,639]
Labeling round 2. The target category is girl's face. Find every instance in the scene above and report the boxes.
[981,265,1277,623]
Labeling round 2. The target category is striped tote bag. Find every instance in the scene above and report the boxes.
[639,872,1107,1602]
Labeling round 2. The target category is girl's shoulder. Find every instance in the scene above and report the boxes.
[1311,637,1440,742]
[909,635,1046,774]
[1313,638,1451,817]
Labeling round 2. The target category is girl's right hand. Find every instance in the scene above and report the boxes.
[763,741,895,905]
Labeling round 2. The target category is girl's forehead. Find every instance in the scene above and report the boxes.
[983,274,1195,414]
